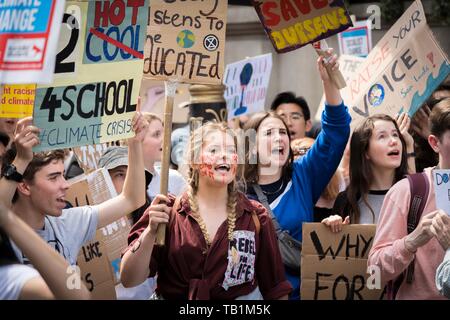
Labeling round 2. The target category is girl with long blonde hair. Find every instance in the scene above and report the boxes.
[120,122,291,299]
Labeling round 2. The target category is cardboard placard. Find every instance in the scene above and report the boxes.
[77,239,117,300]
[33,0,149,152]
[301,223,384,300]
[315,54,365,121]
[348,0,450,128]
[338,20,372,57]
[0,84,36,118]
[224,53,273,120]
[433,169,450,215]
[0,0,65,84]
[97,216,132,284]
[73,143,111,174]
[251,0,352,53]
[143,0,227,84]
[68,168,132,298]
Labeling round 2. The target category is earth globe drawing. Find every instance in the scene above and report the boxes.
[368,84,385,107]
[177,30,195,49]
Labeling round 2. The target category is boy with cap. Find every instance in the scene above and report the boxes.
[97,145,156,299]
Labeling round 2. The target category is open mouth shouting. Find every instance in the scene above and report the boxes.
[271,146,285,156]
[56,195,67,209]
[215,163,231,173]
[387,149,400,157]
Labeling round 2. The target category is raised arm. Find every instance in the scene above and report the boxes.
[296,49,351,203]
[96,111,147,228]
[0,117,40,208]
[319,49,343,107]
[0,204,90,299]
[396,112,416,174]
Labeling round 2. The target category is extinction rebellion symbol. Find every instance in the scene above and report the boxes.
[203,34,219,51]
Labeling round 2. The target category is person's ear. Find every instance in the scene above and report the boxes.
[17,182,31,197]
[305,120,313,132]
[428,134,440,153]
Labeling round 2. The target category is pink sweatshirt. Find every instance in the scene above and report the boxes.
[368,168,446,300]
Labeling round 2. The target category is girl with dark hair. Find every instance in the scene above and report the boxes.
[325,113,415,231]
[243,49,351,299]
[120,122,291,300]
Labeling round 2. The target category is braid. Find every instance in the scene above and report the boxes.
[188,182,212,247]
[226,183,238,241]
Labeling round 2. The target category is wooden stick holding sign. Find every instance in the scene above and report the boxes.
[314,41,347,89]
[155,80,178,246]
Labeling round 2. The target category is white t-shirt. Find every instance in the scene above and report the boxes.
[0,264,41,300]
[11,206,99,266]
[147,167,187,199]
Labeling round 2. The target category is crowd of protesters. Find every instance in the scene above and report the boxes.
[1,48,450,300]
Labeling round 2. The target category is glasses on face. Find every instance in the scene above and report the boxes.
[279,112,304,122]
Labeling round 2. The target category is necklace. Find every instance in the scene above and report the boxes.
[261,179,284,195]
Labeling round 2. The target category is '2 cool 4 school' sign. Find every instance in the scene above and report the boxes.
[33,0,148,152]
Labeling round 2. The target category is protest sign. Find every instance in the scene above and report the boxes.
[338,20,372,57]
[315,54,365,121]
[348,0,450,128]
[73,142,112,174]
[224,53,272,120]
[0,84,36,118]
[77,239,117,299]
[33,0,148,152]
[143,0,227,85]
[433,169,450,216]
[0,0,65,84]
[68,168,132,298]
[301,223,384,300]
[251,0,352,53]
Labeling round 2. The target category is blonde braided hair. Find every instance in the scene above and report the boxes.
[185,122,243,247]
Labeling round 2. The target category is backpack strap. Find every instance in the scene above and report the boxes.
[405,171,430,283]
[388,172,429,299]
[252,184,282,233]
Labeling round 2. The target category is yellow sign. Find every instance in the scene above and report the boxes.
[0,84,36,118]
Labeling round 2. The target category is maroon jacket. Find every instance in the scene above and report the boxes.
[124,191,292,300]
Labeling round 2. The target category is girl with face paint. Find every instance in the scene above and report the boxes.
[120,123,291,300]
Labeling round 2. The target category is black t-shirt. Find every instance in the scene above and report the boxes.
[247,176,290,204]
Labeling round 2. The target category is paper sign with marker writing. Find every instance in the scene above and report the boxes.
[33,0,148,152]
[224,53,272,120]
[73,142,112,174]
[338,20,372,57]
[143,0,227,85]
[251,0,352,53]
[0,0,65,84]
[348,0,450,128]
[433,169,450,215]
[315,54,365,121]
[301,223,384,300]
[0,84,36,118]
